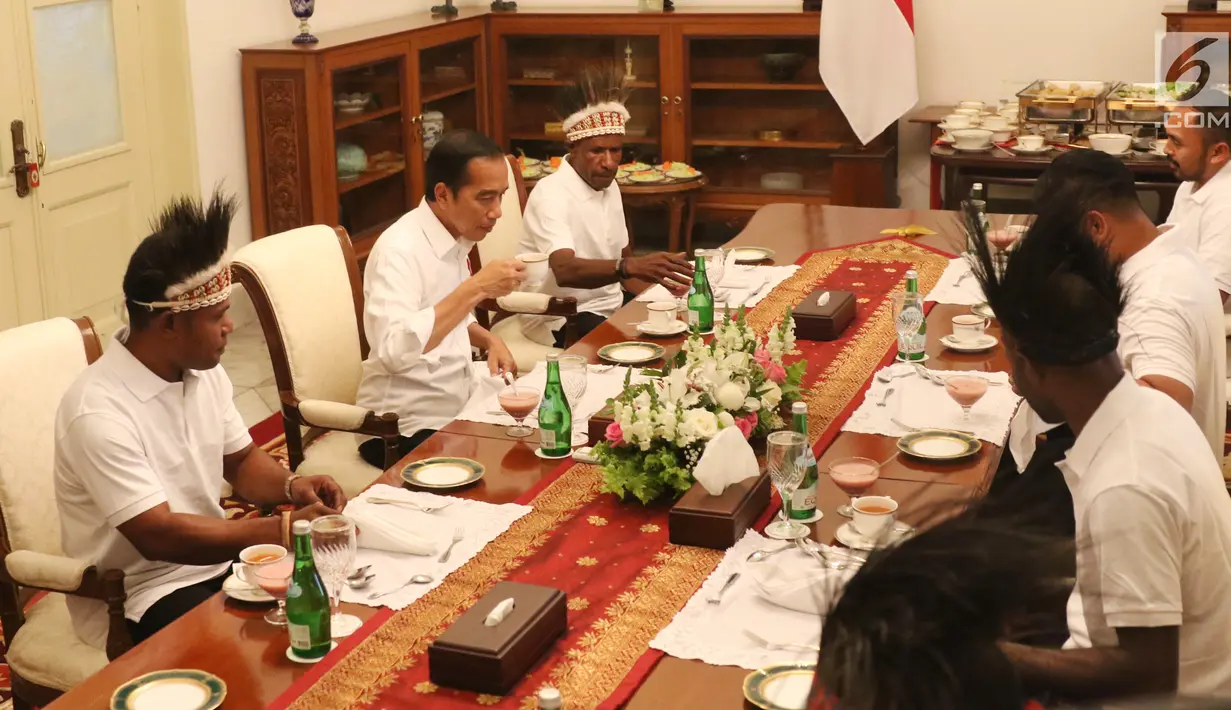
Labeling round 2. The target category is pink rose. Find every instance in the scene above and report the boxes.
[735,413,757,439]
[605,422,625,445]
[766,361,787,384]
[754,348,773,369]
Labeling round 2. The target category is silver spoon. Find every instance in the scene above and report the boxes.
[347,565,371,581]
[346,573,375,590]
[367,573,434,600]
[876,388,895,407]
[746,544,790,563]
[707,572,740,604]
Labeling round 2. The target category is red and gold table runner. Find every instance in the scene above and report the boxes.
[271,238,950,710]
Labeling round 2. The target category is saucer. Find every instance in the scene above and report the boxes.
[894,353,929,364]
[952,144,993,153]
[970,302,995,319]
[940,334,999,352]
[222,574,273,604]
[535,447,573,460]
[776,509,823,524]
[286,642,339,664]
[1011,145,1052,154]
[835,522,911,552]
[636,320,688,337]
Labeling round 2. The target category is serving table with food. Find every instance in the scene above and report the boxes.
[49,204,1023,710]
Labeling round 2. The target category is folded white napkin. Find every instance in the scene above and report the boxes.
[924,257,986,306]
[495,292,551,314]
[1007,402,1061,473]
[635,264,800,309]
[693,427,759,495]
[347,500,437,556]
[456,362,649,426]
[747,547,856,616]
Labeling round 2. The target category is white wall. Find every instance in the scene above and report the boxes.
[185,0,1177,247]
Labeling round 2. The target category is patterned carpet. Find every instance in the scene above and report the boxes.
[2,414,289,708]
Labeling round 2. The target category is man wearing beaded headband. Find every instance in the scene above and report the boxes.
[517,66,694,346]
[54,190,346,648]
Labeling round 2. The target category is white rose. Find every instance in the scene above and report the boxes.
[744,397,761,412]
[715,381,745,411]
[685,409,720,440]
[760,381,782,409]
[717,411,736,429]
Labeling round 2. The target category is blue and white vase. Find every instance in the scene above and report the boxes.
[289,0,318,45]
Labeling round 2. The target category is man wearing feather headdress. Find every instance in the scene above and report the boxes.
[517,66,694,346]
[54,190,347,648]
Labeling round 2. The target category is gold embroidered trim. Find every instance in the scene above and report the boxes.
[286,464,607,710]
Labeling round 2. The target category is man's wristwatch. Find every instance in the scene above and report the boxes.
[283,474,302,503]
[615,257,628,280]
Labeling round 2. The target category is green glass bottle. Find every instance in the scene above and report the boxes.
[285,519,332,660]
[903,269,927,361]
[686,250,714,333]
[969,182,991,251]
[789,402,818,521]
[539,353,573,456]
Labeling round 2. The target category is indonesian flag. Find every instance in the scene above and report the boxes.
[819,0,919,146]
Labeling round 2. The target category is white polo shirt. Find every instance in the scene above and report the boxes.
[1117,224,1225,459]
[1165,162,1231,296]
[1058,376,1231,696]
[357,200,478,436]
[55,328,250,648]
[520,155,629,332]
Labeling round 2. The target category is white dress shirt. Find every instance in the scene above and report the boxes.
[1058,376,1231,696]
[357,200,478,436]
[55,328,250,648]
[520,156,629,335]
[1165,161,1231,295]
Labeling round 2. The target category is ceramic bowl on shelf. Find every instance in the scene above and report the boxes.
[950,128,993,150]
[1087,133,1132,155]
[760,53,806,83]
[760,172,804,191]
[336,142,368,180]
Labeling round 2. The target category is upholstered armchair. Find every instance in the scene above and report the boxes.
[476,155,579,373]
[0,317,130,709]
[232,226,399,495]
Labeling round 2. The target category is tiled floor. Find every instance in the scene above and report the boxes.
[222,287,279,428]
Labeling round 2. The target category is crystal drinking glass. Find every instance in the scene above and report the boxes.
[829,456,881,518]
[764,431,810,539]
[253,558,294,626]
[697,248,727,300]
[310,515,362,638]
[891,290,924,359]
[558,355,589,445]
[498,385,540,438]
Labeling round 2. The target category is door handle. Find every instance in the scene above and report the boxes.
[9,120,30,198]
[36,140,45,168]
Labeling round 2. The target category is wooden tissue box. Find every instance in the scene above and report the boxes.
[668,473,771,550]
[589,404,615,443]
[428,581,567,695]
[794,289,856,341]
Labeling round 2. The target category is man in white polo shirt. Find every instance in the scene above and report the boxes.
[56,191,346,648]
[965,200,1231,699]
[518,68,693,347]
[1164,104,1231,302]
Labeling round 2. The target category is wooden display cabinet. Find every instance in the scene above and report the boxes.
[242,7,896,254]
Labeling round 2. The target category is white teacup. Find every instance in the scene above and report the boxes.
[646,301,677,331]
[981,115,1009,131]
[959,100,985,111]
[852,496,898,539]
[1151,138,1169,156]
[954,108,982,124]
[1017,134,1045,151]
[234,544,287,586]
[951,314,989,343]
[516,252,549,290]
[943,114,972,130]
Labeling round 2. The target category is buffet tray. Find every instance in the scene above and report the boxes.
[1017,79,1109,123]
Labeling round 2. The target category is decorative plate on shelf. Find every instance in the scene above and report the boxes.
[401,457,485,489]
[629,171,665,183]
[621,161,652,172]
[111,670,226,710]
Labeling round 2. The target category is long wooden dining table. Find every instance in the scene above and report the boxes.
[48,203,1014,710]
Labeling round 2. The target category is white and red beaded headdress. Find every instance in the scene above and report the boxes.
[129,259,233,313]
[563,101,630,143]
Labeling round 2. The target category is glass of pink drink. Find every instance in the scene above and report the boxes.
[253,557,294,626]
[829,457,880,519]
[498,386,541,438]
[945,375,989,422]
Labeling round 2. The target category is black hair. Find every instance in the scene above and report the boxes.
[964,196,1126,366]
[1187,105,1231,152]
[423,129,504,203]
[815,497,1076,710]
[1031,149,1142,217]
[123,188,237,330]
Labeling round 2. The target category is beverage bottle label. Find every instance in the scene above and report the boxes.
[288,623,312,650]
[541,429,556,450]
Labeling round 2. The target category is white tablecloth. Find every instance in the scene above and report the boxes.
[636,264,800,310]
[923,257,985,306]
[840,363,1020,444]
[454,362,650,427]
[340,485,531,610]
[650,531,846,670]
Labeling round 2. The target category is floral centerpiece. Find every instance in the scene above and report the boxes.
[596,307,806,503]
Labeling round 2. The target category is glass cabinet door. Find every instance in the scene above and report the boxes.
[415,34,482,185]
[332,57,409,254]
[503,34,662,168]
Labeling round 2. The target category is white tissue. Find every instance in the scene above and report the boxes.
[693,427,759,496]
[816,291,830,307]
[484,598,516,626]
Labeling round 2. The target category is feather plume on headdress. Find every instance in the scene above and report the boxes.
[560,63,633,143]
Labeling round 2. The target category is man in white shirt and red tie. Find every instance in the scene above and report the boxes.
[517,67,694,347]
[356,129,527,467]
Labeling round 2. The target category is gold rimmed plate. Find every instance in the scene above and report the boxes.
[743,662,816,710]
[111,669,226,710]
[897,429,982,462]
[731,246,776,263]
[971,302,995,319]
[401,457,485,490]
[598,341,665,365]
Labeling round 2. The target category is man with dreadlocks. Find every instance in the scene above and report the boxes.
[54,190,347,648]
[517,65,694,346]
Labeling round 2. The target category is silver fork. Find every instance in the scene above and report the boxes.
[438,526,464,563]
[892,416,976,437]
[367,497,453,513]
[743,629,820,654]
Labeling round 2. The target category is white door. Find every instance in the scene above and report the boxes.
[0,7,41,331]
[0,0,156,337]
